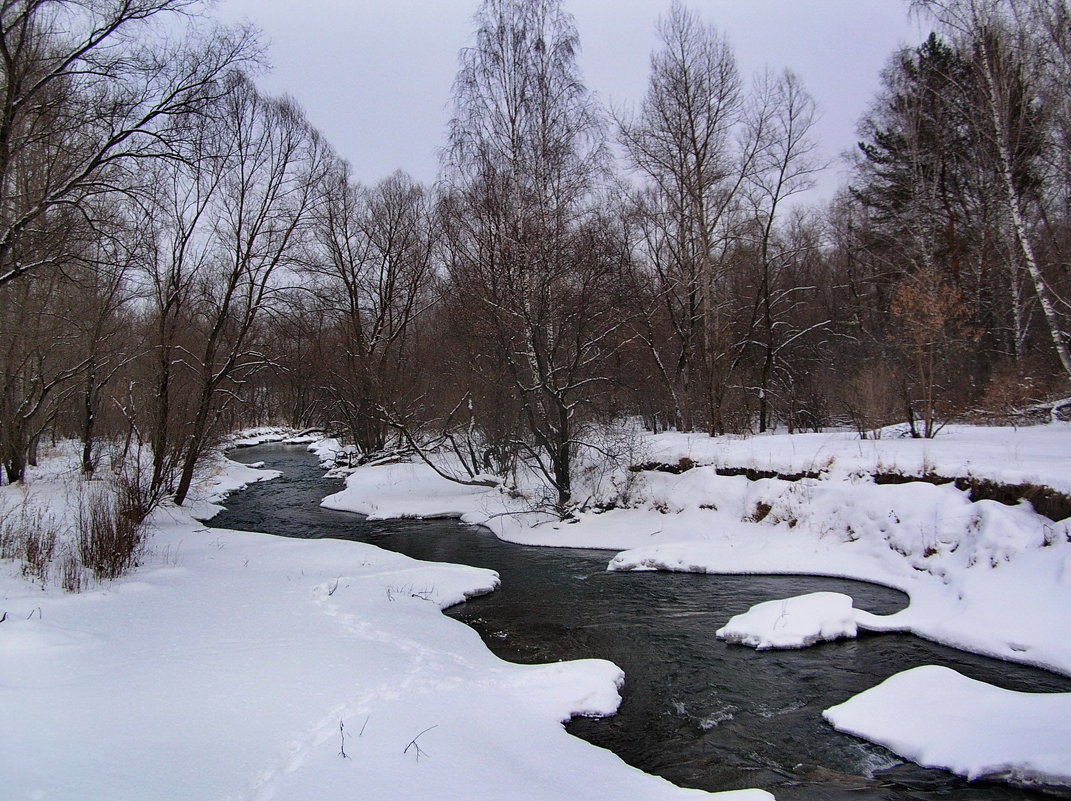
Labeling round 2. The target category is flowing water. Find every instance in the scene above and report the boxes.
[212,444,1071,800]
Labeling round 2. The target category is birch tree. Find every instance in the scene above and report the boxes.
[913,0,1071,376]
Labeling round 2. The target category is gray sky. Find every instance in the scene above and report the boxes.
[215,0,925,201]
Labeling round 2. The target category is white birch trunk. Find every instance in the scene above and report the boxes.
[980,34,1071,376]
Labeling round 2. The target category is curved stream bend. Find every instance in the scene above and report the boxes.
[212,444,1071,801]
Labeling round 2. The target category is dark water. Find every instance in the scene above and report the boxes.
[212,444,1071,801]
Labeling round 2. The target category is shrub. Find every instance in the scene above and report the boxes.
[842,364,902,439]
[59,546,84,593]
[0,506,62,585]
[0,444,159,590]
[77,486,149,582]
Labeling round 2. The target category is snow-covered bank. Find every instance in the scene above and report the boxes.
[824,666,1071,790]
[223,425,324,449]
[604,475,1071,674]
[321,458,500,520]
[320,423,1071,789]
[0,446,768,801]
[323,426,1071,672]
[641,423,1071,495]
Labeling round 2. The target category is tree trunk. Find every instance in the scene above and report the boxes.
[172,380,215,506]
[149,344,173,496]
[979,35,1071,376]
[81,362,98,476]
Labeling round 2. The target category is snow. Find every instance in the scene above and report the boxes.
[321,459,500,520]
[224,425,322,449]
[603,473,1071,675]
[0,439,767,801]
[316,422,1071,789]
[823,665,1071,789]
[641,424,1071,494]
[715,591,859,650]
[5,423,1071,795]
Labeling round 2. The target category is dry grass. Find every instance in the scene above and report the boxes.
[1,448,160,590]
[77,483,151,582]
[0,506,63,586]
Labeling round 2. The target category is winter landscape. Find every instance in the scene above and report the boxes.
[3,0,1071,799]
[3,423,1071,799]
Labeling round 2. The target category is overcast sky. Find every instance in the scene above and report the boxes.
[214,0,926,201]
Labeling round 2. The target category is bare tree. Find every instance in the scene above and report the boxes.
[0,0,259,289]
[0,266,87,481]
[71,212,139,475]
[743,69,823,431]
[170,76,329,505]
[122,74,330,505]
[617,2,757,433]
[439,0,629,511]
[0,1,259,486]
[134,121,224,497]
[305,166,435,454]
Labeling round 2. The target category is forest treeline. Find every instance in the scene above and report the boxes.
[2,0,1070,513]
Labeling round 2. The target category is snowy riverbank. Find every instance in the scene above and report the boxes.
[3,423,1069,797]
[319,423,1071,791]
[0,438,765,801]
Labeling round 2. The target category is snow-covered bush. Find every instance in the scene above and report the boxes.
[569,420,650,510]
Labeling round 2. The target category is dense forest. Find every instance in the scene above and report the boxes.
[2,0,1070,514]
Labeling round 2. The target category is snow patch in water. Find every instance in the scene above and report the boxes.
[824,665,1071,789]
[716,591,859,650]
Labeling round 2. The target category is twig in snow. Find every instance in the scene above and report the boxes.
[410,585,435,601]
[338,719,349,759]
[403,725,438,761]
[359,714,370,737]
[773,600,789,630]
[386,583,435,602]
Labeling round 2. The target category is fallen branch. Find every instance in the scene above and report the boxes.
[403,725,438,761]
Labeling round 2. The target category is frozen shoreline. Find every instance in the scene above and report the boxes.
[3,424,1069,797]
[0,436,767,801]
[318,423,1071,789]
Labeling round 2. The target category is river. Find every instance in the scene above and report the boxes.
[212,443,1071,801]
